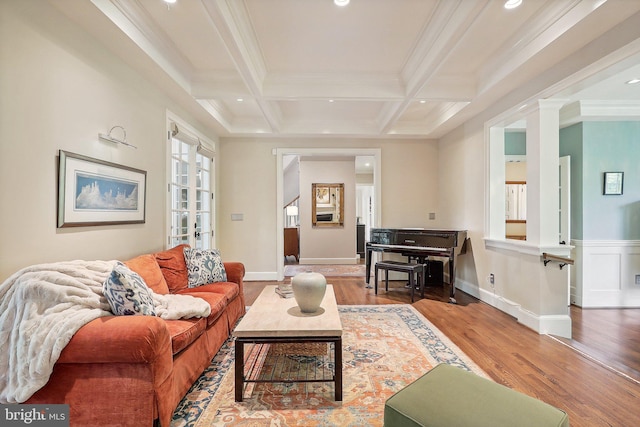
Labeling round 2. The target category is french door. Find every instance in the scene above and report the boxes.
[168,137,213,249]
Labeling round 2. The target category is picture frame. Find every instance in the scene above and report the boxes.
[603,171,623,195]
[58,150,147,227]
[311,183,344,227]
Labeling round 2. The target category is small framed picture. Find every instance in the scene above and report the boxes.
[603,172,623,195]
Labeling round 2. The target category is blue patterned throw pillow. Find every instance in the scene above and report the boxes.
[183,247,227,288]
[103,261,156,316]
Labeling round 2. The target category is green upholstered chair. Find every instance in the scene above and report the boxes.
[384,363,569,427]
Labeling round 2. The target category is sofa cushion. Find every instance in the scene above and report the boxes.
[124,254,170,295]
[164,318,207,355]
[175,290,227,326]
[183,247,227,287]
[103,262,156,316]
[181,282,239,304]
[155,244,190,293]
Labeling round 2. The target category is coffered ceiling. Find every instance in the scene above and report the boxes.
[52,0,640,139]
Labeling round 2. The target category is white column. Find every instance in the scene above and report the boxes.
[487,126,506,239]
[525,99,566,246]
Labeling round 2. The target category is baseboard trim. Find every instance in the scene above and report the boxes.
[298,258,358,265]
[459,279,571,338]
[244,271,278,281]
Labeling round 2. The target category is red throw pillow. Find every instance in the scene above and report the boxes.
[124,254,170,295]
[154,244,190,293]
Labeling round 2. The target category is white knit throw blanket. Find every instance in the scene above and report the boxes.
[0,260,211,404]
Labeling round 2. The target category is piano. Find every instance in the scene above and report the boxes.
[365,228,468,303]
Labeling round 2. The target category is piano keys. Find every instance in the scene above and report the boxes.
[365,228,467,303]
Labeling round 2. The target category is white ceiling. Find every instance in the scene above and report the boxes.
[52,0,640,140]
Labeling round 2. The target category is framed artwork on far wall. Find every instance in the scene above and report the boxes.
[311,183,344,227]
[57,150,147,227]
[603,171,623,195]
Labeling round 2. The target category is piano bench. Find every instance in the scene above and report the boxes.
[384,363,569,427]
[374,260,425,302]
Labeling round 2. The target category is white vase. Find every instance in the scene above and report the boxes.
[291,271,327,313]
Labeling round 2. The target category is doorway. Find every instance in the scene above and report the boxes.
[275,148,381,281]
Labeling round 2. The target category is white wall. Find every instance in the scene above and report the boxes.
[0,1,213,281]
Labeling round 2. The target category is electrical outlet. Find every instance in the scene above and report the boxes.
[489,273,495,285]
[635,274,640,285]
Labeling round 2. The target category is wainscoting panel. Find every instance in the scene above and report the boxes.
[573,240,640,308]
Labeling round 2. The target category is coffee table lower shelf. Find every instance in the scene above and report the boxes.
[235,336,343,402]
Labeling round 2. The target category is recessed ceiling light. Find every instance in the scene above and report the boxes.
[334,0,350,6]
[626,78,640,85]
[164,0,177,4]
[504,0,522,9]
[329,99,335,103]
[419,100,426,104]
[236,98,244,102]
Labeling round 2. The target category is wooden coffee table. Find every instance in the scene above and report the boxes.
[233,285,343,402]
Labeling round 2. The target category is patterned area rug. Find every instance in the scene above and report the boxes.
[171,305,487,427]
[284,264,366,277]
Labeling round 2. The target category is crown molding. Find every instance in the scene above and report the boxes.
[561,100,640,126]
[92,0,194,89]
[478,0,590,93]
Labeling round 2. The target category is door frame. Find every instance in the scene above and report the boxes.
[165,111,217,249]
[275,148,381,281]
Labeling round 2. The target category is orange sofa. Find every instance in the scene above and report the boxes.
[25,244,245,427]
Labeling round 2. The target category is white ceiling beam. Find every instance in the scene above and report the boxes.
[196,100,234,131]
[191,71,252,99]
[200,0,282,132]
[477,0,608,96]
[262,73,405,100]
[90,0,194,91]
[414,74,476,101]
[378,0,490,134]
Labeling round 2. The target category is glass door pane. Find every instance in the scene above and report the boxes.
[169,138,213,249]
[195,153,211,249]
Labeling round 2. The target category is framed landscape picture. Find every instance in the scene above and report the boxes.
[57,150,147,227]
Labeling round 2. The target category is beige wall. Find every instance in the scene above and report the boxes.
[439,119,570,335]
[217,138,439,277]
[299,158,356,263]
[506,162,527,181]
[0,1,212,281]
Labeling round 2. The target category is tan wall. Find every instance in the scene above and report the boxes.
[0,2,212,281]
[217,138,439,276]
[506,162,527,181]
[299,158,356,262]
[439,119,569,329]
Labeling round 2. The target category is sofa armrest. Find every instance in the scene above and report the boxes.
[58,315,172,365]
[224,262,245,295]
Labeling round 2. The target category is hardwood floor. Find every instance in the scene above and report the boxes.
[244,277,640,427]
[559,305,640,381]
